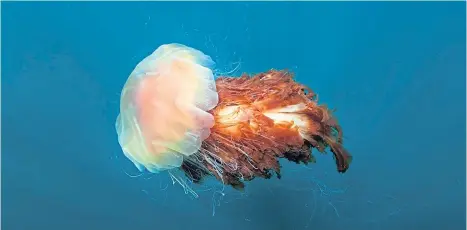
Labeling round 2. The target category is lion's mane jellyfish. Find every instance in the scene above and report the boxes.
[116,43,352,191]
[116,43,219,173]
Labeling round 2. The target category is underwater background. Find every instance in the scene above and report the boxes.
[2,2,466,230]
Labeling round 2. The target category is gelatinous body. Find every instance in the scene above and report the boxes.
[116,44,352,190]
[115,44,219,173]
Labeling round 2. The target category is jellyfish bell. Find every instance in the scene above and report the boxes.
[116,43,219,173]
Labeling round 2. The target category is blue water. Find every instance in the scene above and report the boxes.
[3,2,466,230]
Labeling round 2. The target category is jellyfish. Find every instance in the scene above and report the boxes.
[115,43,219,173]
[116,43,352,191]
